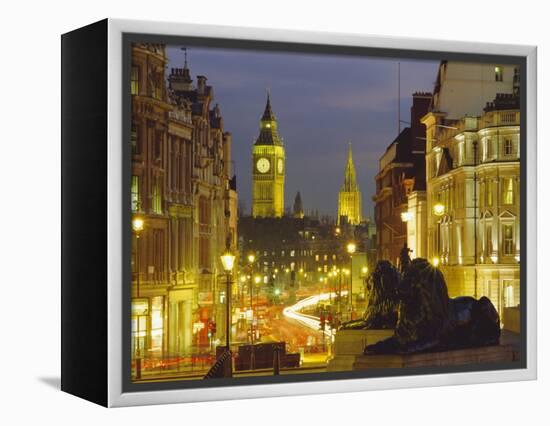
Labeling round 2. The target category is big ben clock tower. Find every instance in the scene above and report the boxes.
[252,93,285,218]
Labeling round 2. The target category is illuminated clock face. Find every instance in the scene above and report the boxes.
[277,158,284,174]
[256,158,270,173]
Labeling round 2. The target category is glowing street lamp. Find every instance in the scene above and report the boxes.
[433,202,445,263]
[132,216,144,232]
[432,256,440,267]
[401,211,413,222]
[221,250,236,272]
[247,253,255,264]
[220,248,235,376]
[433,202,445,217]
[132,216,144,298]
[131,215,144,379]
[346,242,356,316]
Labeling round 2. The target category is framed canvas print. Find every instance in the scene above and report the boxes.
[61,19,537,407]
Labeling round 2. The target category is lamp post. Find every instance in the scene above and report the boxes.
[131,216,144,379]
[361,266,369,303]
[220,248,235,377]
[433,202,444,267]
[247,253,255,345]
[132,216,144,297]
[346,242,356,318]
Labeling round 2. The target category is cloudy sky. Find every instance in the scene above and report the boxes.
[167,46,439,218]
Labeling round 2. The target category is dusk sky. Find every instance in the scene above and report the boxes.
[167,46,439,219]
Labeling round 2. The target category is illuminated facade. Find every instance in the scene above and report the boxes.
[423,63,520,319]
[252,94,285,218]
[338,144,362,226]
[130,44,237,371]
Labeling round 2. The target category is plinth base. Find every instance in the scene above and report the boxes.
[327,329,393,372]
[354,344,518,370]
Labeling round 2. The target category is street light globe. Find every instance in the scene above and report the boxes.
[254,275,261,284]
[401,211,413,222]
[220,250,236,272]
[247,253,255,264]
[431,256,440,267]
[132,216,144,232]
[433,202,445,217]
[346,242,356,254]
[240,276,247,283]
[361,266,368,275]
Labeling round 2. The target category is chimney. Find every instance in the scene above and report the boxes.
[410,92,432,153]
[197,75,207,94]
[168,66,193,91]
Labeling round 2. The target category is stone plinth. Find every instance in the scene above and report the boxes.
[327,329,393,372]
[353,344,517,370]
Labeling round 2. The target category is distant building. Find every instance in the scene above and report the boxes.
[423,62,520,319]
[252,93,285,218]
[293,191,305,219]
[338,143,362,226]
[373,93,431,265]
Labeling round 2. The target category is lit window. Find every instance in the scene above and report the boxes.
[503,224,514,255]
[315,254,319,261]
[483,138,492,161]
[503,280,515,307]
[131,124,140,155]
[131,66,139,95]
[485,224,493,256]
[495,66,503,82]
[131,175,140,212]
[486,181,493,206]
[152,178,162,214]
[150,296,164,352]
[502,178,514,205]
[504,139,513,156]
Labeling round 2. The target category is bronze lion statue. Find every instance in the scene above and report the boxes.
[364,258,501,354]
[340,260,400,330]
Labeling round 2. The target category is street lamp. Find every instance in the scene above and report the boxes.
[247,253,256,345]
[432,202,445,264]
[131,215,144,379]
[346,242,356,319]
[433,202,445,217]
[132,216,144,297]
[220,249,235,372]
[361,266,369,302]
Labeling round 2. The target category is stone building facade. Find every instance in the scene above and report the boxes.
[423,93,520,317]
[373,93,431,265]
[130,44,237,369]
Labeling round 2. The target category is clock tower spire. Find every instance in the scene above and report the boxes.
[252,92,285,218]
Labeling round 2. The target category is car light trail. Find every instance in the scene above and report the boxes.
[282,291,347,337]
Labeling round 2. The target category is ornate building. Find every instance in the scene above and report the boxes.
[337,144,362,226]
[130,44,237,373]
[423,92,520,319]
[422,61,520,324]
[252,94,285,218]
